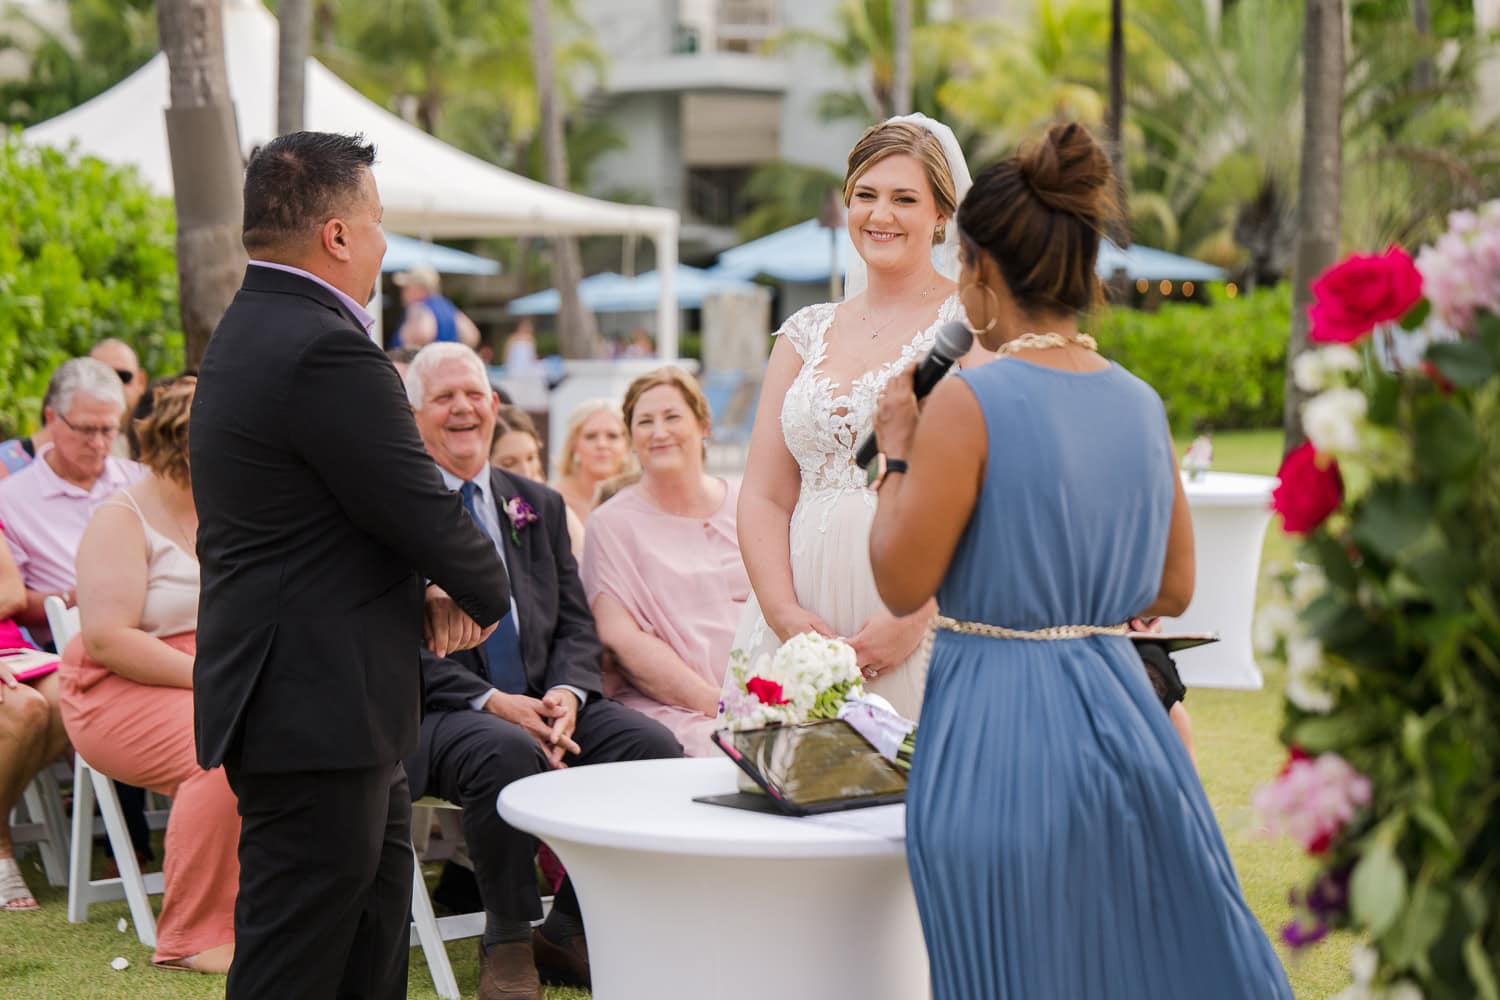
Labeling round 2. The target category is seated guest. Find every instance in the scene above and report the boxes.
[490,404,585,559]
[0,358,143,643]
[551,399,632,522]
[403,344,681,999]
[62,375,239,973]
[0,395,52,483]
[582,368,750,756]
[0,532,67,911]
[89,339,146,458]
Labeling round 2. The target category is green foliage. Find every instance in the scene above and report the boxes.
[0,134,182,437]
[1269,315,1500,996]
[736,161,844,241]
[0,0,157,127]
[1091,286,1291,432]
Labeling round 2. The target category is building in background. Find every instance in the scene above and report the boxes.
[575,0,868,256]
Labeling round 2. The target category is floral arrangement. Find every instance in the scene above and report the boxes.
[720,632,918,769]
[720,632,865,729]
[1255,203,1500,999]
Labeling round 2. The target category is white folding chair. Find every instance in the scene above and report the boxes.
[44,595,163,947]
[407,796,554,1000]
[11,761,70,887]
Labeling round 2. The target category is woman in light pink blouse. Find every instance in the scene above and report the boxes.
[582,368,749,756]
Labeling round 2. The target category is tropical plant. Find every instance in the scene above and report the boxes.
[736,160,844,241]
[0,135,182,437]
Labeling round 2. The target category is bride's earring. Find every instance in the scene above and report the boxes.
[933,222,946,243]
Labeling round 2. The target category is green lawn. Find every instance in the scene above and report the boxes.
[0,429,1354,997]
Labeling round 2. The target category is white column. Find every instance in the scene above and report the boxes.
[654,221,679,359]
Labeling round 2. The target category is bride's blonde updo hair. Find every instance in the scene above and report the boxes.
[956,122,1121,313]
[843,120,958,244]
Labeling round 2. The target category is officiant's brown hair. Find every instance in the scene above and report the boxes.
[956,122,1120,314]
[843,121,958,243]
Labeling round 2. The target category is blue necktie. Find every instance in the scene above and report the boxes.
[459,481,527,694]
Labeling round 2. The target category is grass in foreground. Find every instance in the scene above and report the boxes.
[0,430,1353,998]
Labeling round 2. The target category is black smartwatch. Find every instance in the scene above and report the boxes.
[865,453,908,490]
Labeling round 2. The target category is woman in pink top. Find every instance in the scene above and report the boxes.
[61,376,240,974]
[0,526,66,911]
[583,368,750,756]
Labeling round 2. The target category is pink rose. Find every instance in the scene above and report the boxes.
[1308,246,1424,344]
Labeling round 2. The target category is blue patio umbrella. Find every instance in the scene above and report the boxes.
[382,233,501,275]
[506,264,759,315]
[714,219,1227,284]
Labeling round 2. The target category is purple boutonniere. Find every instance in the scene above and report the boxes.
[501,496,538,545]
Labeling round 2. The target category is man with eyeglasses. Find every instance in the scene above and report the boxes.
[0,357,143,644]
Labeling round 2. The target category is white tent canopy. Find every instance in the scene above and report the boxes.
[21,0,681,354]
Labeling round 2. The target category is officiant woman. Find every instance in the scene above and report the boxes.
[867,122,1292,1000]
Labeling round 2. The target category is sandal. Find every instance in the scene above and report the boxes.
[0,856,38,911]
[153,943,234,975]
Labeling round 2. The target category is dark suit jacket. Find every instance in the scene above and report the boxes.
[190,265,508,773]
[408,468,603,799]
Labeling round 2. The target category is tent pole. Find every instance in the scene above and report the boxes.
[655,223,679,360]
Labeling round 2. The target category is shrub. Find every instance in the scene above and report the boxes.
[1091,286,1291,432]
[0,133,182,437]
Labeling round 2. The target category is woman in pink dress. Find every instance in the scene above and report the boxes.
[0,528,66,911]
[61,376,240,974]
[582,368,750,756]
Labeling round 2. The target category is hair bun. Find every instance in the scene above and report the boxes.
[1017,123,1118,228]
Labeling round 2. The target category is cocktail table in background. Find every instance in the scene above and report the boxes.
[499,757,928,1000]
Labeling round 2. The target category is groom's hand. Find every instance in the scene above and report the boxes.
[424,584,495,658]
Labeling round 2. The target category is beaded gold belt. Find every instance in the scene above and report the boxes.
[934,615,1130,640]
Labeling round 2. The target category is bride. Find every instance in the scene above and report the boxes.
[728,114,985,720]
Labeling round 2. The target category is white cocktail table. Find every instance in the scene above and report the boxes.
[498,757,928,1000]
[1172,471,1278,689]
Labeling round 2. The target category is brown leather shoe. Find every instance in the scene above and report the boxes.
[532,926,590,988]
[477,940,544,1000]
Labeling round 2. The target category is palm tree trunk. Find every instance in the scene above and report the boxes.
[1106,0,1129,247]
[529,0,602,359]
[1412,0,1435,92]
[891,0,913,116]
[1283,0,1344,452]
[277,0,311,135]
[157,0,247,367]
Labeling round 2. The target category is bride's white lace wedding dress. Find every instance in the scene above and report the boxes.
[728,293,964,721]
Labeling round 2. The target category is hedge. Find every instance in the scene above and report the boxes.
[1092,285,1291,432]
[0,134,183,437]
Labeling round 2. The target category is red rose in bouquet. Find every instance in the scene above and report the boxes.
[1272,443,1344,534]
[745,676,789,706]
[1308,246,1424,344]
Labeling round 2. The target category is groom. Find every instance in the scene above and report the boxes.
[191,132,508,999]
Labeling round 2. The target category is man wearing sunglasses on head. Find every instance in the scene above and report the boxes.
[90,340,145,457]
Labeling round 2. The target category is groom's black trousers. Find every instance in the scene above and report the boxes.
[225,762,413,1000]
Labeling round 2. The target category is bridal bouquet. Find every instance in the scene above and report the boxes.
[1254,203,1500,1000]
[720,632,918,769]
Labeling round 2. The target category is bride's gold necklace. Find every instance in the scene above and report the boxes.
[860,285,935,339]
[998,331,1099,356]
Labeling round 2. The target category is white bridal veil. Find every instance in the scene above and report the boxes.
[842,112,975,302]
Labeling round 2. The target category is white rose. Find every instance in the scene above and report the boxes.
[1384,982,1424,1000]
[1253,602,1297,655]
[1303,387,1368,455]
[1349,944,1379,985]
[1285,637,1334,713]
[1291,565,1327,607]
[1294,351,1328,393]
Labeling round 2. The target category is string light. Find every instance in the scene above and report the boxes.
[1226,282,1239,298]
[1135,278,1149,294]
[1183,282,1195,297]
[1159,280,1173,295]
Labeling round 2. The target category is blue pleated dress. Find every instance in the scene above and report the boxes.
[905,359,1292,999]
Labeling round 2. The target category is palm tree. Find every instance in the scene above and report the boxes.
[1283,0,1345,452]
[1106,0,1129,246]
[277,0,312,134]
[156,0,247,365]
[891,0,912,116]
[529,0,602,359]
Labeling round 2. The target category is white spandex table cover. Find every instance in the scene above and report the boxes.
[1169,471,1278,689]
[498,757,928,1000]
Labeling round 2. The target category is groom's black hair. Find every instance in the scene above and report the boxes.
[241,131,376,253]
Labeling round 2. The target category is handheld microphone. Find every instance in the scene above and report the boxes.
[854,320,974,469]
